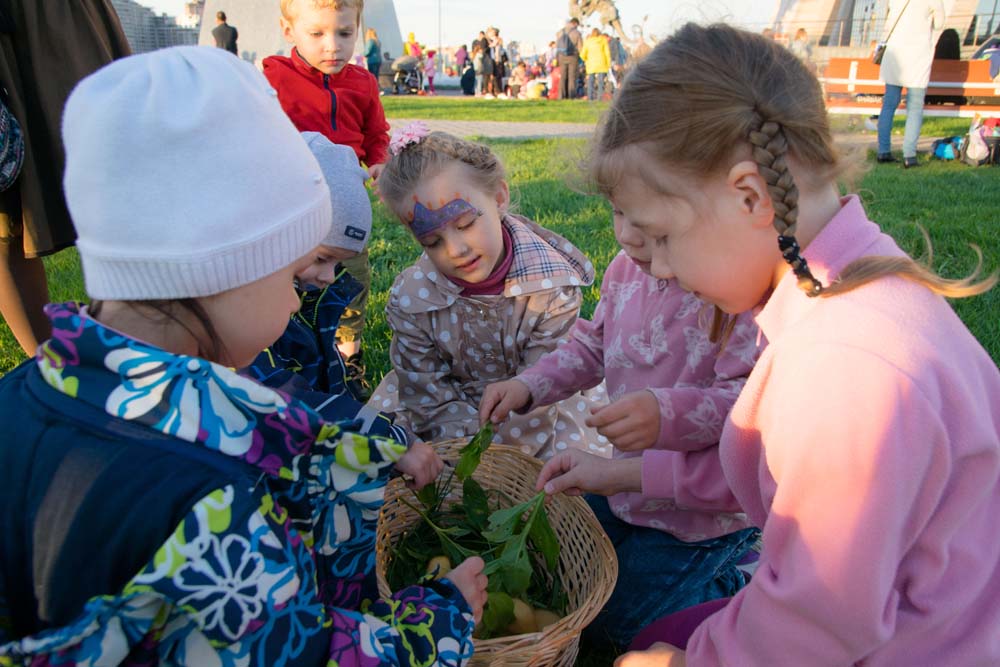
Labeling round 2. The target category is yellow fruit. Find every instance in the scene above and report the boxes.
[533,609,561,631]
[506,598,536,635]
[425,555,452,578]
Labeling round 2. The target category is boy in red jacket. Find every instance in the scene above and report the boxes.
[263,0,388,400]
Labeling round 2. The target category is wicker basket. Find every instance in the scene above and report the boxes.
[376,439,618,667]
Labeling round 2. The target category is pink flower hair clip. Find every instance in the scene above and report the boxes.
[389,121,430,156]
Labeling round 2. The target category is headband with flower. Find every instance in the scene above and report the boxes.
[389,121,430,156]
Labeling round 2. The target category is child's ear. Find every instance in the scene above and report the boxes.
[727,160,774,229]
[494,180,511,215]
[280,17,295,44]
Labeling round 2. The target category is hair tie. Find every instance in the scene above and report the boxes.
[389,121,430,156]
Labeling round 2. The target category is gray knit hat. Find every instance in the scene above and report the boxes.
[301,132,372,254]
[63,46,331,300]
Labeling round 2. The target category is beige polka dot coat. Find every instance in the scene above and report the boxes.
[369,215,610,458]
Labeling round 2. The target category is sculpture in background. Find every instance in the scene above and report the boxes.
[569,0,628,43]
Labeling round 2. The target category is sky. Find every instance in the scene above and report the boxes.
[141,0,771,52]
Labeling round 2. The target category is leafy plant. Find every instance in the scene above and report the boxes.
[387,423,565,638]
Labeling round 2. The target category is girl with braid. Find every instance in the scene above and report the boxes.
[536,23,1000,667]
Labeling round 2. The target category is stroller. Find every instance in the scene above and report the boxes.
[391,55,421,94]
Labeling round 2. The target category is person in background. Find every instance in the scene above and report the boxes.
[0,0,130,359]
[557,17,582,99]
[789,27,815,72]
[581,27,611,100]
[509,60,528,98]
[455,42,468,70]
[424,48,437,94]
[364,26,381,78]
[212,10,238,55]
[264,0,392,401]
[876,0,946,168]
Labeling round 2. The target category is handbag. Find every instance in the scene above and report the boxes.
[873,0,911,65]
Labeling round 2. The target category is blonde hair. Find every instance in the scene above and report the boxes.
[280,0,363,20]
[379,132,506,224]
[592,23,995,340]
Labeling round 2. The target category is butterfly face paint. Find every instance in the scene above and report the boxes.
[408,197,479,241]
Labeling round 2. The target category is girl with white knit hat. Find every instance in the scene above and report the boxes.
[0,46,485,666]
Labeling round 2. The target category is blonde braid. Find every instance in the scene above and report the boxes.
[748,114,824,297]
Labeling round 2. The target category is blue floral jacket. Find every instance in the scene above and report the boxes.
[0,302,474,666]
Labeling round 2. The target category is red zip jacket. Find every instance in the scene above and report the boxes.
[263,48,390,166]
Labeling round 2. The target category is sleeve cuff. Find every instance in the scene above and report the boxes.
[641,449,677,498]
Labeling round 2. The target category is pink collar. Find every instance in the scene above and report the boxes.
[449,226,514,296]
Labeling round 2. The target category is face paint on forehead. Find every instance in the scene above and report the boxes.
[409,197,479,240]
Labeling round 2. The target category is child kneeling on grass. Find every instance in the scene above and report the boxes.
[0,46,486,666]
[243,131,441,485]
[481,236,763,649]
[368,124,609,458]
[537,23,1000,667]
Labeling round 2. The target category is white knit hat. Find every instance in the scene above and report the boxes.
[63,46,331,300]
[301,132,372,254]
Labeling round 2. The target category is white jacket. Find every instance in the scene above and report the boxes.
[880,0,946,89]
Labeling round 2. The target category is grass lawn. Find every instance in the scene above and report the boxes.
[0,137,997,378]
[382,95,608,124]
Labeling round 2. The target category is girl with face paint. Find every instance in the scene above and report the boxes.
[370,126,610,459]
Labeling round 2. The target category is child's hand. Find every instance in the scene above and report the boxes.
[536,449,643,497]
[445,556,488,623]
[368,162,385,181]
[396,441,444,490]
[478,379,531,426]
[585,390,661,452]
[614,642,686,667]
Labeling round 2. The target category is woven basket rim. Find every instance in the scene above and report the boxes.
[376,439,618,665]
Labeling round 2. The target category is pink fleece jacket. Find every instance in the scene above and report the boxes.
[643,196,1000,665]
[517,251,760,540]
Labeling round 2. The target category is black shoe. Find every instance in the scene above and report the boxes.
[344,352,371,402]
[876,152,897,163]
[903,156,920,169]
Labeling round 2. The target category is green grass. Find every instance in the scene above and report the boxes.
[381,96,608,124]
[1,138,997,384]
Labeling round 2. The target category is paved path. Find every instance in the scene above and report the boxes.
[387,117,936,151]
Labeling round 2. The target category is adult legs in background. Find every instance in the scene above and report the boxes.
[877,83,903,158]
[565,59,579,99]
[0,237,50,353]
[586,73,596,100]
[559,62,571,98]
[902,86,927,159]
[581,495,759,650]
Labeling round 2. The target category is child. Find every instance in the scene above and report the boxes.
[480,237,762,648]
[264,0,391,400]
[424,49,437,94]
[369,125,609,458]
[509,61,528,99]
[243,132,418,451]
[0,46,486,664]
[536,24,1000,666]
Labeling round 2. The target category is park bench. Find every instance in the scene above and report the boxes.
[819,57,1000,118]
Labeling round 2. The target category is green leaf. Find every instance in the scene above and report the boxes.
[482,497,534,542]
[527,498,560,571]
[462,478,490,530]
[499,541,534,597]
[481,591,515,638]
[416,482,438,510]
[455,422,494,480]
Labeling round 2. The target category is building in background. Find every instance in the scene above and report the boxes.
[109,0,199,52]
[771,0,983,46]
[176,0,206,29]
[198,0,403,67]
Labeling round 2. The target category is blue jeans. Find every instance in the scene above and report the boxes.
[587,72,606,101]
[877,84,927,158]
[582,495,759,649]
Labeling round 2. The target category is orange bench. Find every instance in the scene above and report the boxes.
[819,58,1000,118]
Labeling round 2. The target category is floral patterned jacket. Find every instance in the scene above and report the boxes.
[0,302,474,666]
[369,215,606,458]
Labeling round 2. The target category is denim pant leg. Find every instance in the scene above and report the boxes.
[596,72,606,99]
[902,87,927,158]
[587,73,596,100]
[582,495,760,649]
[877,84,903,154]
